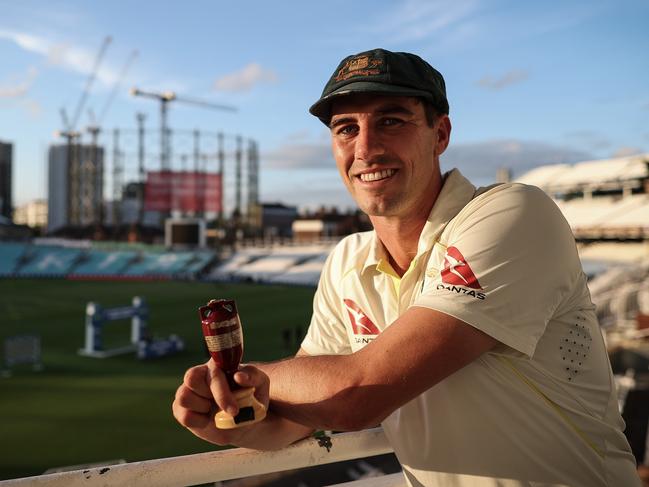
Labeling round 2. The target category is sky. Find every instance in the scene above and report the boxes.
[1,0,648,212]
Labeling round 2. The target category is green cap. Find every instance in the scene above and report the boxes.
[309,48,449,125]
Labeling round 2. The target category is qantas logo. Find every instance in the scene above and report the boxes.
[441,247,482,290]
[343,299,380,335]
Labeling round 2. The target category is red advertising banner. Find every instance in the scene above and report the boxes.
[144,171,222,213]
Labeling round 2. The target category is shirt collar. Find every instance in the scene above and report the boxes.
[361,168,476,274]
[417,168,476,256]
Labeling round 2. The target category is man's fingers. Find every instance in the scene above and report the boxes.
[174,384,213,414]
[206,360,239,416]
[173,402,212,430]
[183,364,213,399]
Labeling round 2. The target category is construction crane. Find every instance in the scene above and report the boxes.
[58,36,112,138]
[87,49,139,146]
[129,87,236,171]
[55,35,112,229]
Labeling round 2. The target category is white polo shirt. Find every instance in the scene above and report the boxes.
[301,169,639,487]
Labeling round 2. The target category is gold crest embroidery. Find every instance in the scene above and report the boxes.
[335,56,384,82]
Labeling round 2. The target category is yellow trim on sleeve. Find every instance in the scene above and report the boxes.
[497,356,604,459]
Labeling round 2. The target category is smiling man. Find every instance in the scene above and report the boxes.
[173,49,640,486]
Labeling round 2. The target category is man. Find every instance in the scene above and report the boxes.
[173,48,640,486]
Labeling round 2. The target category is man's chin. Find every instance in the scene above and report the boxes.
[358,200,402,218]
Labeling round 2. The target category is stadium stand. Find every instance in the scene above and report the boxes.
[69,249,139,277]
[517,153,649,195]
[517,153,649,245]
[587,262,649,328]
[121,251,200,278]
[16,245,83,277]
[207,248,272,281]
[270,252,330,286]
[183,251,216,274]
[1,241,216,280]
[233,253,313,282]
[0,242,26,276]
[555,195,649,240]
[515,164,572,190]
[207,244,335,285]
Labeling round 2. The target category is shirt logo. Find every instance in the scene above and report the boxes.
[441,246,482,290]
[343,299,380,335]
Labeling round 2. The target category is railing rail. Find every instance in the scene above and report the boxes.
[1,428,400,487]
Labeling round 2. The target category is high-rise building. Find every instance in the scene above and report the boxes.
[14,199,48,228]
[0,140,12,220]
[48,143,104,232]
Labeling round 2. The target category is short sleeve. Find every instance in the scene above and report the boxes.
[301,250,352,356]
[413,184,581,357]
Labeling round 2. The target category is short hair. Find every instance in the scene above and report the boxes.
[420,99,439,128]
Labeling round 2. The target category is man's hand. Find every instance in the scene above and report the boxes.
[172,360,270,446]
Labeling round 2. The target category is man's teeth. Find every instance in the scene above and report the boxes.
[359,169,395,182]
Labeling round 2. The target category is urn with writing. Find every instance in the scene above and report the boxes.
[199,298,266,429]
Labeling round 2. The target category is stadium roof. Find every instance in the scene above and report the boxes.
[516,153,649,194]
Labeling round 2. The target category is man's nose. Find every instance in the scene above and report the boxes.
[354,125,385,162]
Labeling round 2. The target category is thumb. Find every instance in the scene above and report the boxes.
[234,365,270,406]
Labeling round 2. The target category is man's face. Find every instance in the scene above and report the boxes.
[329,95,450,219]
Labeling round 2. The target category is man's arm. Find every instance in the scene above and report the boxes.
[172,352,314,450]
[174,308,497,444]
[260,306,497,431]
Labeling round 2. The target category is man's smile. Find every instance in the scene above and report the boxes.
[356,168,398,183]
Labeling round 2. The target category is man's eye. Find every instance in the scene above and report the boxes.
[337,125,357,135]
[382,118,402,126]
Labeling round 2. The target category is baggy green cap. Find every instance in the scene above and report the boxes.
[309,48,449,125]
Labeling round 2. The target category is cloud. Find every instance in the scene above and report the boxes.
[263,141,334,169]
[263,136,594,186]
[213,63,278,93]
[477,69,529,91]
[0,66,38,98]
[0,29,119,86]
[442,139,593,184]
[368,0,480,44]
[261,136,600,203]
[259,137,599,209]
[562,130,611,152]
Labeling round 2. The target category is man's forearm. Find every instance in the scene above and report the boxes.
[234,411,314,450]
[256,354,375,431]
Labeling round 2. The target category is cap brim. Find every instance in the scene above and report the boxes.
[309,81,435,124]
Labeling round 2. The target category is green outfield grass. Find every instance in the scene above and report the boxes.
[0,279,315,480]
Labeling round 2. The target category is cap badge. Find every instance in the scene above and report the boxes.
[334,55,383,82]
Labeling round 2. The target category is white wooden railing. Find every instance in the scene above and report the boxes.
[0,428,405,487]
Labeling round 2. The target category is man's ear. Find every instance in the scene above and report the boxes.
[435,115,452,157]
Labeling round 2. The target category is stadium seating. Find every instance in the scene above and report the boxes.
[16,245,82,277]
[121,251,200,277]
[69,249,139,277]
[270,253,330,286]
[183,251,216,274]
[1,241,217,280]
[0,242,27,276]
[517,154,648,194]
[207,248,272,281]
[556,195,649,239]
[207,244,335,285]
